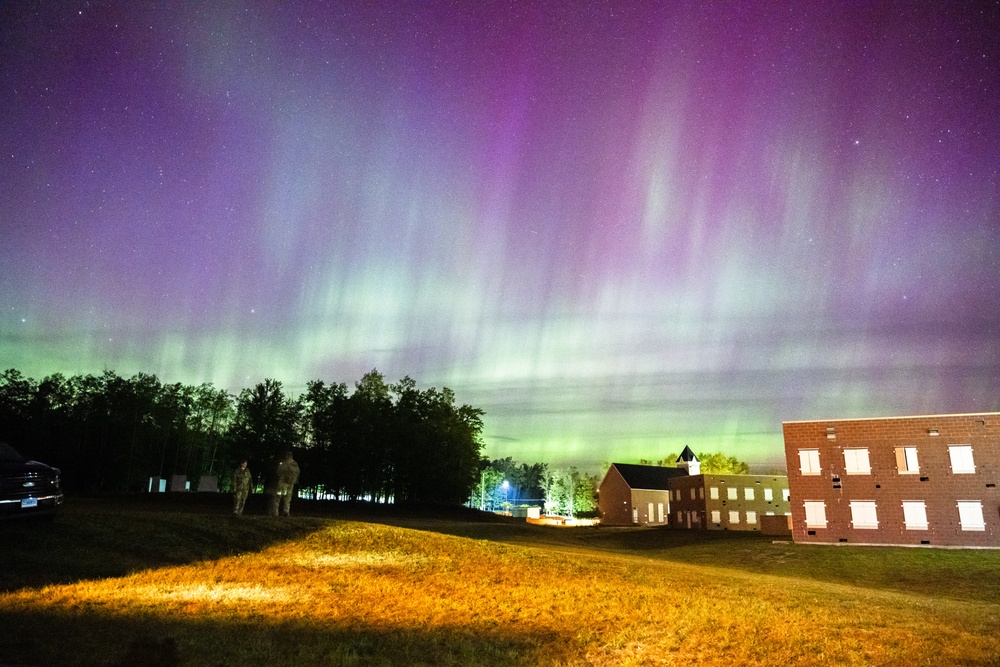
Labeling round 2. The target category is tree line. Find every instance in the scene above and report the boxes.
[0,368,483,505]
[475,456,600,518]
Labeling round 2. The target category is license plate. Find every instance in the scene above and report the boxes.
[21,497,38,509]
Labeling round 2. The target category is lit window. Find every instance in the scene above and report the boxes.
[799,449,821,475]
[764,488,774,502]
[711,510,721,524]
[902,501,928,530]
[746,511,757,524]
[782,488,790,501]
[949,446,976,474]
[844,449,871,475]
[804,501,827,529]
[727,487,738,500]
[709,487,719,500]
[895,447,920,474]
[657,503,665,523]
[957,501,986,531]
[729,511,740,524]
[850,501,879,529]
[744,488,754,500]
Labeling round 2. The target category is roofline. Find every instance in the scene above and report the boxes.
[782,412,1000,425]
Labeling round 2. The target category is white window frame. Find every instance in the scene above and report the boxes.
[902,501,928,531]
[949,446,976,474]
[711,510,721,524]
[803,501,827,529]
[727,487,738,500]
[746,510,757,525]
[763,488,774,502]
[844,448,872,475]
[728,510,740,525]
[849,501,879,529]
[744,488,754,500]
[709,486,719,500]
[799,449,821,475]
[782,488,790,501]
[957,501,986,531]
[895,447,920,474]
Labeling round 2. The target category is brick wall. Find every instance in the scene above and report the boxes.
[783,413,1000,547]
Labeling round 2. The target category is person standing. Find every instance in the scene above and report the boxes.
[270,451,300,517]
[232,459,252,515]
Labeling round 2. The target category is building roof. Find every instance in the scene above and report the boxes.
[782,412,1000,425]
[676,445,698,462]
[611,463,688,490]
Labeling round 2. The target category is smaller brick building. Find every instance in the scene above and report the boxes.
[783,413,1000,547]
[598,463,688,526]
[668,474,790,532]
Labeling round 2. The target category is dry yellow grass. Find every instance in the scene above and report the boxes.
[2,518,999,666]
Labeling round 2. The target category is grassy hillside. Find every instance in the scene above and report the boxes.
[1,498,999,666]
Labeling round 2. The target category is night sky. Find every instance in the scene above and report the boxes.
[2,2,998,471]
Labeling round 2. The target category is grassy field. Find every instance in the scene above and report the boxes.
[1,497,999,666]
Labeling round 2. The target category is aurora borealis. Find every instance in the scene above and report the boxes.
[2,2,998,470]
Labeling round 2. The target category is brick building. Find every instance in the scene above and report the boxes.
[598,463,688,526]
[668,473,790,532]
[783,413,1000,547]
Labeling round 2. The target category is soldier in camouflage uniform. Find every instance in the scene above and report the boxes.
[232,459,252,515]
[270,451,300,517]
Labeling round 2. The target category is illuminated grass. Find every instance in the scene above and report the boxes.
[1,507,999,666]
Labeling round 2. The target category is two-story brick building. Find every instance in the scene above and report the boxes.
[782,413,1000,547]
[668,473,790,532]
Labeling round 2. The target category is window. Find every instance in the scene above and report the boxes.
[949,446,976,474]
[729,511,740,524]
[957,501,986,531]
[844,449,872,475]
[850,501,879,529]
[657,503,664,523]
[803,501,827,529]
[746,511,757,525]
[711,510,721,524]
[744,488,754,500]
[902,501,928,530]
[764,488,774,502]
[648,503,654,521]
[782,488,790,501]
[727,487,738,500]
[709,487,719,500]
[690,488,696,500]
[895,447,920,474]
[699,487,704,499]
[799,449,821,475]
[676,510,683,523]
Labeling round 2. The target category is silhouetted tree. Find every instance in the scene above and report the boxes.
[229,379,302,487]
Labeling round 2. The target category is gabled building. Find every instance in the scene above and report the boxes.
[668,473,790,531]
[783,413,1000,547]
[598,462,688,526]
